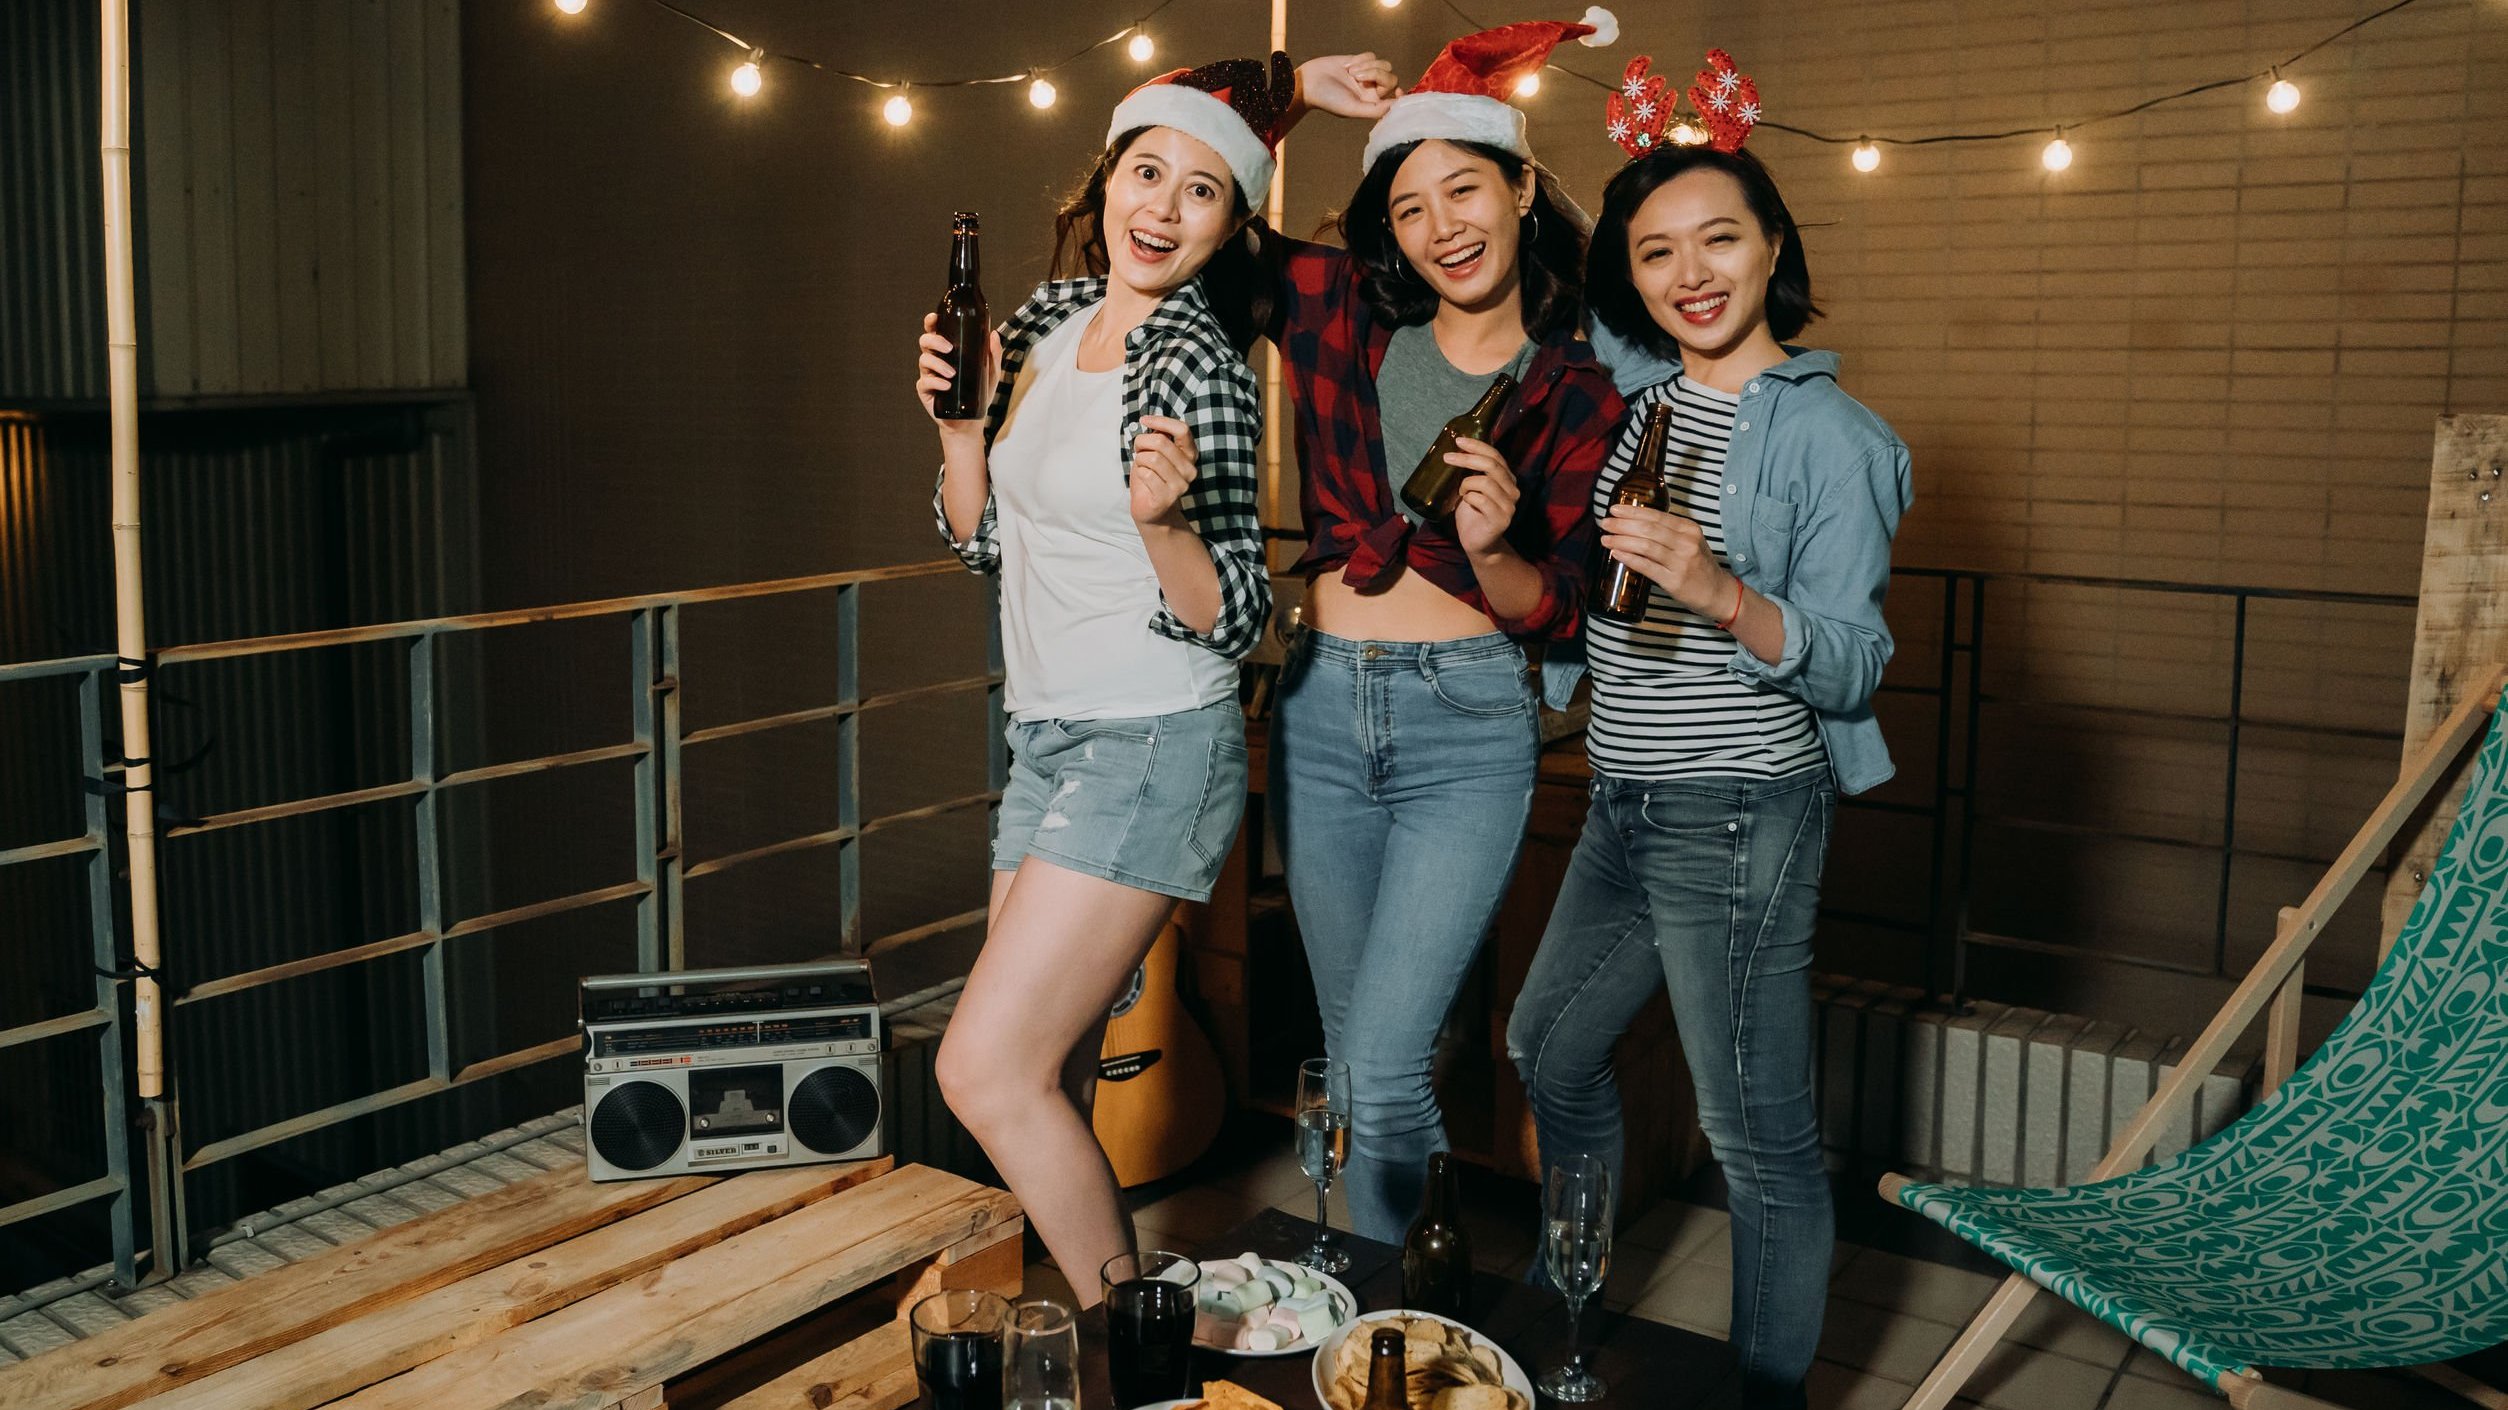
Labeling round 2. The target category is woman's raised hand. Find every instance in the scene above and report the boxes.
[1296,53,1401,121]
[1129,414,1200,528]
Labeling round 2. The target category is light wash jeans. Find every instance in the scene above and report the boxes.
[1272,629,1539,1241]
[1508,765,1837,1410]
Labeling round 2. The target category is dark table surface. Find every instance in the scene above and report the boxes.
[1074,1207,1736,1409]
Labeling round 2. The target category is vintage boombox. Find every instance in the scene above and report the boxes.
[579,960,884,1181]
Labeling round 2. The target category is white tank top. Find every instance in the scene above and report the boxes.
[990,305,1237,722]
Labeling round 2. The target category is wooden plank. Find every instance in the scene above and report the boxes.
[142,1160,890,1410]
[682,1221,1020,1410]
[2262,908,2303,1098]
[2382,415,2508,949]
[714,1321,914,1410]
[330,1166,1019,1410]
[0,1163,721,1410]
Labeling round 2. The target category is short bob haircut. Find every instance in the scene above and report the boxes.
[1334,138,1589,341]
[1051,125,1272,356]
[1586,145,1819,360]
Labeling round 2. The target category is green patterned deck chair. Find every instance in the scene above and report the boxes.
[1879,671,2508,1410]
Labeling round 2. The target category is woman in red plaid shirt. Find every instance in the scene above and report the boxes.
[1260,14,1626,1244]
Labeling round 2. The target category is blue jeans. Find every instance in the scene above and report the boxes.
[1508,766,1836,1409]
[1272,629,1539,1242]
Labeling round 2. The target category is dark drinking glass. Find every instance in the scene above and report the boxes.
[910,1288,1009,1410]
[1100,1250,1200,1405]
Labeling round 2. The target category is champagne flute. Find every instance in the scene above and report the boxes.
[1538,1154,1613,1403]
[1003,1298,1079,1410]
[1295,1057,1353,1274]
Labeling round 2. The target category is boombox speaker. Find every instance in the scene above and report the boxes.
[579,959,884,1181]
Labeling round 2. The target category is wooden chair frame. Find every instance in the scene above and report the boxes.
[1880,662,2508,1410]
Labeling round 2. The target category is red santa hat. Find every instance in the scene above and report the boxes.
[1361,7,1618,173]
[1106,51,1295,202]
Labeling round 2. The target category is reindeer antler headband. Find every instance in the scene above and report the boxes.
[1604,48,1760,158]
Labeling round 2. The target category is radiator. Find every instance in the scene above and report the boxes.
[1811,975,2258,1187]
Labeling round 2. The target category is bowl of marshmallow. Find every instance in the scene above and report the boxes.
[1189,1252,1359,1357]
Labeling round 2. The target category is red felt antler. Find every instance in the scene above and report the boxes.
[1603,55,1673,158]
[1684,48,1761,153]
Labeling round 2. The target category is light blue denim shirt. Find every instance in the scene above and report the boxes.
[1547,318,1913,795]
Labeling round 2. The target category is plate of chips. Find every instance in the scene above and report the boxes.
[1190,1252,1358,1356]
[1309,1310,1533,1410]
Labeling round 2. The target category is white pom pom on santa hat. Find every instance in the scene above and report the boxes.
[1579,7,1619,47]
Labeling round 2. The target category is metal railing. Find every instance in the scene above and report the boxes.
[1851,568,2418,1011]
[0,558,1004,1286]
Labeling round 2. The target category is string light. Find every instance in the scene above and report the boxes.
[730,50,763,97]
[1429,0,2424,170]
[1669,122,1703,147]
[884,90,913,126]
[554,0,588,14]
[1128,31,1154,63]
[1380,0,1403,9]
[1515,71,1541,98]
[1029,75,1057,109]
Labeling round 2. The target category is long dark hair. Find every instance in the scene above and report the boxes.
[1333,139,1588,340]
[1050,126,1272,355]
[1586,145,1820,359]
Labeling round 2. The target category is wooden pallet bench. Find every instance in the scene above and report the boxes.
[0,1157,1022,1410]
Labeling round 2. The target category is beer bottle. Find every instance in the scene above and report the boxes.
[1399,373,1518,521]
[1593,402,1676,623]
[1361,1327,1412,1410]
[932,211,988,421]
[1401,1151,1472,1320]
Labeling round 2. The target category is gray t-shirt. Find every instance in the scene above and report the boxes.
[1378,322,1535,525]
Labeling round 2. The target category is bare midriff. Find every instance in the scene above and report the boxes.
[1305,566,1501,643]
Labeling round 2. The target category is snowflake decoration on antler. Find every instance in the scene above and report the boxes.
[1603,54,1673,157]
[1685,49,1761,153]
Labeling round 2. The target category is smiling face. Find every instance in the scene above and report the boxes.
[1100,126,1241,300]
[1387,140,1534,315]
[1625,167,1783,365]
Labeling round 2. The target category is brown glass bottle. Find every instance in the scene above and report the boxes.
[1362,1327,1412,1410]
[932,211,987,421]
[1399,373,1518,521]
[1401,1151,1472,1320]
[1593,402,1677,623]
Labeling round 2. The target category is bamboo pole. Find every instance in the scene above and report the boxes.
[1263,0,1288,533]
[100,0,163,1097]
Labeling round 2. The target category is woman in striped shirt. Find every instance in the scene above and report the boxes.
[1508,141,1911,1409]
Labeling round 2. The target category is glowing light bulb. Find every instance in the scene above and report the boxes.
[2267,78,2301,114]
[1029,76,1057,109]
[1851,142,1880,172]
[1128,31,1154,63]
[554,0,587,14]
[1670,122,1702,146]
[2041,135,2073,171]
[730,60,763,98]
[1515,72,1541,98]
[883,93,913,127]
[1379,0,1402,8]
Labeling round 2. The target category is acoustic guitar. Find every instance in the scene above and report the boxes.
[1092,909,1228,1187]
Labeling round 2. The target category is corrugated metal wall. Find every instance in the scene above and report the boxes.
[136,0,467,399]
[0,2,107,402]
[3,0,479,1280]
[1,0,465,406]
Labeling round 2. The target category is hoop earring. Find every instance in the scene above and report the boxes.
[1523,207,1540,244]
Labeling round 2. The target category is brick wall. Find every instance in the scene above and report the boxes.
[1290,0,2502,1036]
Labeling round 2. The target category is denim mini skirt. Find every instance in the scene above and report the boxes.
[990,696,1248,903]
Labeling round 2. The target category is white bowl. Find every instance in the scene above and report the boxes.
[1307,1309,1534,1410]
[1189,1255,1359,1357]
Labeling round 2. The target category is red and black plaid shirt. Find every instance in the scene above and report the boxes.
[1262,232,1622,641]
